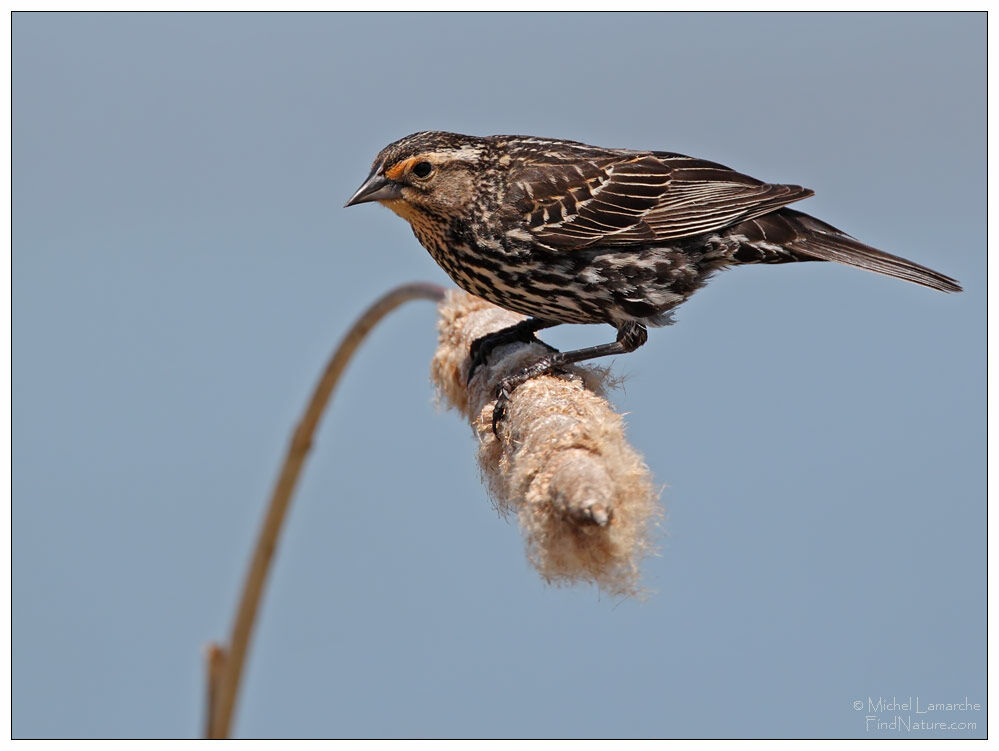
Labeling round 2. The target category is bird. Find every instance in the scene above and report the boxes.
[345,131,961,431]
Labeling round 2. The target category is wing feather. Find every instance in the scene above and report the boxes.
[508,151,814,250]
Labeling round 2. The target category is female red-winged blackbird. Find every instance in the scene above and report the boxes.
[346,131,961,427]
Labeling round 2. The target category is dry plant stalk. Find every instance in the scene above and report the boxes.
[205,283,661,738]
[205,282,446,739]
[431,289,661,597]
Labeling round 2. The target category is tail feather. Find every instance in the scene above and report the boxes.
[730,209,962,293]
[782,209,962,293]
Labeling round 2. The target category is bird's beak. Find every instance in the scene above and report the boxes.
[344,165,403,207]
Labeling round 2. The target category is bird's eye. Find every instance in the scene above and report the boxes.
[411,161,434,179]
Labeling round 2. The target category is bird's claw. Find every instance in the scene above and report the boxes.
[491,378,515,436]
[490,363,578,437]
[467,324,558,385]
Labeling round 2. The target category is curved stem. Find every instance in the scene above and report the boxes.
[205,281,447,739]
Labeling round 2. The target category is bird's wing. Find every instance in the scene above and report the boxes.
[507,152,814,250]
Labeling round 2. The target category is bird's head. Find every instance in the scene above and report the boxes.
[345,131,488,224]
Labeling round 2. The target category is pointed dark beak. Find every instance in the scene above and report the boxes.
[344,165,403,207]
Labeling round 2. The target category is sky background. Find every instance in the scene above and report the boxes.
[13,12,985,739]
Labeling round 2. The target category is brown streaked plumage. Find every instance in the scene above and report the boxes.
[346,131,961,431]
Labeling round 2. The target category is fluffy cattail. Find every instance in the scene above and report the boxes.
[431,290,661,597]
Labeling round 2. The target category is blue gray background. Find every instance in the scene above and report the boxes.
[13,12,984,739]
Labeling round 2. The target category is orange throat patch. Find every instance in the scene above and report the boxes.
[382,199,438,239]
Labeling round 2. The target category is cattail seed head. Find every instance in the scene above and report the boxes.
[431,290,662,597]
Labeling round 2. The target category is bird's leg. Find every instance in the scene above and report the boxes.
[467,317,561,384]
[491,321,649,435]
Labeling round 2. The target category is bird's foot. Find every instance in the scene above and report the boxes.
[467,323,557,384]
[490,356,580,436]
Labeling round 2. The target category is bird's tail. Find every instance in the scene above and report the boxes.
[729,209,962,293]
